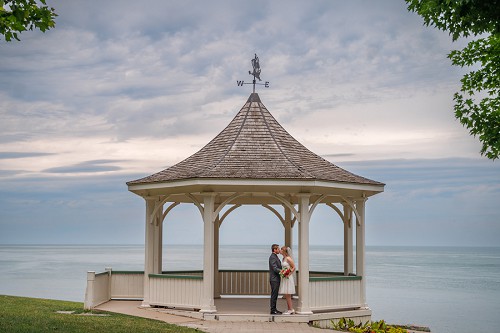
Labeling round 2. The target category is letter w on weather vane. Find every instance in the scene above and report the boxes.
[237,53,270,93]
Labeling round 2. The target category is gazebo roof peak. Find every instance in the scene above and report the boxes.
[127,92,382,187]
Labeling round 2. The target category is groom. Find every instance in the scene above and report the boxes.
[269,243,282,315]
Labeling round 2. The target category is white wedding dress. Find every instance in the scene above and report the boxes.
[278,260,295,294]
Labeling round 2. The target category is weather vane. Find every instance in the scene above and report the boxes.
[236,53,270,93]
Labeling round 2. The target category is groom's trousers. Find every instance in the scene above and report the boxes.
[270,280,280,312]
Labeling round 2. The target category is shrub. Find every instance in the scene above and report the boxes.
[331,317,408,333]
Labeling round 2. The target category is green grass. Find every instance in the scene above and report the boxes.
[0,295,200,333]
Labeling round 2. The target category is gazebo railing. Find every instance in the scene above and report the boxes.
[84,270,143,309]
[219,269,272,295]
[84,269,362,311]
[84,270,205,309]
[110,271,144,299]
[310,271,363,311]
[148,272,203,309]
[84,270,111,309]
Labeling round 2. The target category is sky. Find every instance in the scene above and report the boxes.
[0,0,499,247]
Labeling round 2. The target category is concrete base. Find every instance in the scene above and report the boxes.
[149,297,371,325]
[95,300,429,333]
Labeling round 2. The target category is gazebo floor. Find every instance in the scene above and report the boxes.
[97,297,371,326]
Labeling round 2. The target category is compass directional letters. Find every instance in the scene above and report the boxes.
[236,80,269,87]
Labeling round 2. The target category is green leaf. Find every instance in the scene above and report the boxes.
[0,0,57,42]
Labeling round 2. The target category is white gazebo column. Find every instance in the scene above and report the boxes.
[214,215,221,299]
[142,197,156,307]
[297,194,313,315]
[200,193,217,312]
[284,205,293,248]
[343,203,353,276]
[355,198,367,308]
[153,204,163,274]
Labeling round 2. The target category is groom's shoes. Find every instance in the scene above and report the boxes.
[270,310,282,315]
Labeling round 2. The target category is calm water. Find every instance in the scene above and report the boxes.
[1,245,499,333]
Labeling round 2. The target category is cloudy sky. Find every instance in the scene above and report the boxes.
[0,0,498,247]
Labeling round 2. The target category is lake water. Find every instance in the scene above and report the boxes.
[0,245,499,333]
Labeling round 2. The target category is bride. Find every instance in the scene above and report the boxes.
[279,246,296,315]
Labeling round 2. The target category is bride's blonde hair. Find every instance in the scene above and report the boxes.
[281,246,289,257]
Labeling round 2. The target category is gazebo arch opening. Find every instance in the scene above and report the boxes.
[218,205,286,249]
[162,203,203,271]
[309,204,344,272]
[215,203,293,298]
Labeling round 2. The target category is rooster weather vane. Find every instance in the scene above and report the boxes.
[236,54,270,93]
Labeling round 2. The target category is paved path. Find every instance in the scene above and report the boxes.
[95,301,336,333]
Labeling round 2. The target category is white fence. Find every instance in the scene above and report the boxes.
[219,270,272,295]
[84,270,143,309]
[148,273,203,309]
[84,270,111,309]
[110,271,144,299]
[84,270,204,309]
[309,273,362,311]
[84,269,362,312]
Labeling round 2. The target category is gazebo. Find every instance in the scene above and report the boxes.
[84,89,384,326]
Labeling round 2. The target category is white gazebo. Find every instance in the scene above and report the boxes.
[84,91,384,327]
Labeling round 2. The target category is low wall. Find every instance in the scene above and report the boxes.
[309,272,362,311]
[84,270,111,309]
[84,269,363,312]
[110,271,144,299]
[148,273,203,309]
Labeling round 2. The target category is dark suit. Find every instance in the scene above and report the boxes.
[268,252,282,313]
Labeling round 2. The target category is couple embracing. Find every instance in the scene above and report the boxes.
[268,243,296,315]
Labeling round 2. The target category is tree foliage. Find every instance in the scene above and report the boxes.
[406,0,500,160]
[0,0,56,41]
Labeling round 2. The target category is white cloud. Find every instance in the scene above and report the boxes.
[0,0,497,246]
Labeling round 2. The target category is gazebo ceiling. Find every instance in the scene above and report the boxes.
[127,93,384,200]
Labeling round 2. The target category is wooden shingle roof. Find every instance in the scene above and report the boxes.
[127,93,382,186]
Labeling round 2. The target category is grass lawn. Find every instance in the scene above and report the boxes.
[0,295,200,333]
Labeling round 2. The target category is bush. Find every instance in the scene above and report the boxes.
[331,317,408,333]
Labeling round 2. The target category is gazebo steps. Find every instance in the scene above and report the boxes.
[203,313,309,323]
[146,298,371,326]
[155,308,370,325]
